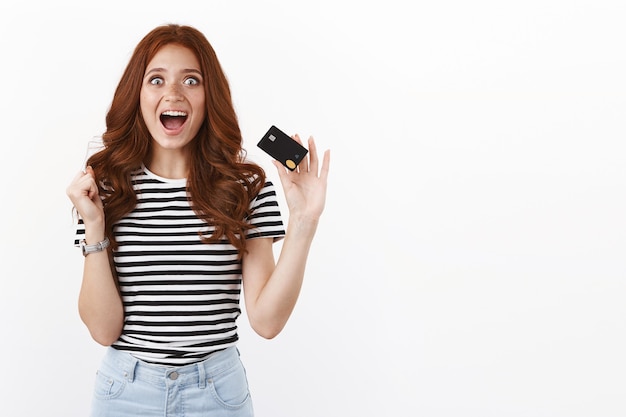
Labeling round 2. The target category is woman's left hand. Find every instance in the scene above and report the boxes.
[273,134,330,222]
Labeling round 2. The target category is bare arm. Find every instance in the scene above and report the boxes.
[67,167,124,345]
[242,135,330,338]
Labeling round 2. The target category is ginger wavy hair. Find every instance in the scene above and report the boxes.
[87,24,266,254]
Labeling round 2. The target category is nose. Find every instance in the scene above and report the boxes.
[165,83,183,102]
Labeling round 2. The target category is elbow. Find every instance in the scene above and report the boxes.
[257,329,280,340]
[89,327,122,346]
[78,303,123,346]
[247,304,295,339]
[79,311,123,346]
[92,333,120,347]
[251,320,284,340]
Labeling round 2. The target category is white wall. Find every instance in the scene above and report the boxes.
[1,1,625,416]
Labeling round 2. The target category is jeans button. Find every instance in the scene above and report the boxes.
[169,371,179,380]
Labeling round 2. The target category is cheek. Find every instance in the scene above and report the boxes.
[192,97,207,123]
[139,93,154,121]
[192,93,206,112]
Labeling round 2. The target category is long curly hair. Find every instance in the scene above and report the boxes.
[87,24,266,254]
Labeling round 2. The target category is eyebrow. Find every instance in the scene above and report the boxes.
[144,68,203,77]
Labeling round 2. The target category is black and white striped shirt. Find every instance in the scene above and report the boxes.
[76,166,285,365]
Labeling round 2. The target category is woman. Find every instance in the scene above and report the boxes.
[66,24,330,416]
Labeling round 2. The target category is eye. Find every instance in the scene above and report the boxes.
[183,77,200,86]
[149,76,164,85]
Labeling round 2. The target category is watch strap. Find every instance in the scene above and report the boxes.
[80,237,110,256]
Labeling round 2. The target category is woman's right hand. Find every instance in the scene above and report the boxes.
[69,166,123,345]
[66,166,105,226]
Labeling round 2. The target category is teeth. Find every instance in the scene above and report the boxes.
[161,110,187,117]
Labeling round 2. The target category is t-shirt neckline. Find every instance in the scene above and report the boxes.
[141,163,187,185]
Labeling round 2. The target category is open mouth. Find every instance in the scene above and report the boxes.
[160,110,188,130]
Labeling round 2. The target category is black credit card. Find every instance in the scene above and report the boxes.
[257,125,308,171]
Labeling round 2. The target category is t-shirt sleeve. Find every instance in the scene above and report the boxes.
[246,181,285,241]
[73,213,86,247]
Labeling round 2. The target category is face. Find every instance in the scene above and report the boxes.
[140,43,206,155]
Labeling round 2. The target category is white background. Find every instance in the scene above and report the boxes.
[1,1,625,416]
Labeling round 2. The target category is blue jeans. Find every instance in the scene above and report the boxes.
[90,346,254,417]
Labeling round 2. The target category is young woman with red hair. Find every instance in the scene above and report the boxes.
[66,24,330,416]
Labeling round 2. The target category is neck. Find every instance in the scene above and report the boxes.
[145,148,190,179]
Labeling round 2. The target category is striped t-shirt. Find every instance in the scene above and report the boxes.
[75,166,285,365]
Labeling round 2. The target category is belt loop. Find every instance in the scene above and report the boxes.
[197,361,207,389]
[125,356,138,383]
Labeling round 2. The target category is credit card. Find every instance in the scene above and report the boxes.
[257,125,308,171]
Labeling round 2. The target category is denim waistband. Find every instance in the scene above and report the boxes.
[102,346,240,389]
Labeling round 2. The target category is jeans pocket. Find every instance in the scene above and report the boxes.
[208,360,251,409]
[93,369,126,400]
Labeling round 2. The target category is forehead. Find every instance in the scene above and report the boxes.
[146,44,201,71]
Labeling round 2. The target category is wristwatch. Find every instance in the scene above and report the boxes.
[80,237,110,256]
